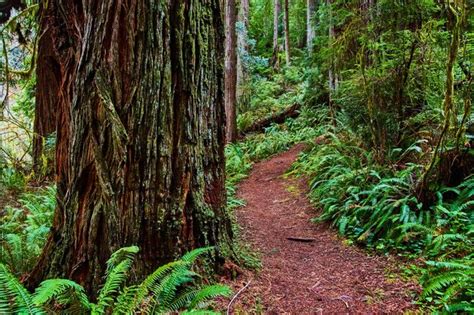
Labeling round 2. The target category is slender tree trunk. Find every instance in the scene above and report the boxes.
[283,0,291,66]
[328,0,337,92]
[29,0,232,295]
[33,2,59,176]
[306,0,316,51]
[272,0,280,69]
[225,0,238,142]
[327,0,337,124]
[237,0,249,110]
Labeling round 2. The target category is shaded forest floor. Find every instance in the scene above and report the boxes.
[223,145,421,314]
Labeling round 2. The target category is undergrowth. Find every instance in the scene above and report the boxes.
[291,117,474,311]
[0,185,56,275]
[237,65,306,132]
[0,246,231,314]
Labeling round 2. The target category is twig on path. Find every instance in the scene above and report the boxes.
[226,280,252,315]
[287,237,315,242]
[333,295,352,309]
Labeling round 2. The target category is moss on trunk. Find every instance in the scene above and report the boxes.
[29,0,232,295]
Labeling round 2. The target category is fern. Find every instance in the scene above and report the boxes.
[0,246,231,314]
[117,261,186,314]
[293,120,474,310]
[422,257,474,310]
[0,264,43,314]
[115,247,224,314]
[32,279,91,311]
[187,285,232,310]
[0,186,56,274]
[94,246,138,314]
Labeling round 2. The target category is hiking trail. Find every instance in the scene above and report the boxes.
[224,144,420,314]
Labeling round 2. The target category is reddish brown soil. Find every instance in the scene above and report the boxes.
[224,145,420,314]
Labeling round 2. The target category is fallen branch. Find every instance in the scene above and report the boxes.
[287,237,315,242]
[226,280,252,315]
[240,103,301,136]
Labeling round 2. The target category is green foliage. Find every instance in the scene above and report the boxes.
[293,118,473,309]
[0,167,26,192]
[294,128,473,253]
[421,256,474,312]
[0,264,44,314]
[293,131,422,248]
[0,185,56,274]
[248,0,274,55]
[248,0,311,57]
[286,1,474,309]
[306,0,472,159]
[0,246,231,314]
[238,65,305,132]
[12,75,36,120]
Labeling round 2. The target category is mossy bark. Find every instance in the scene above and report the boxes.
[283,0,290,65]
[29,0,232,295]
[225,0,238,142]
[33,2,61,176]
[272,0,280,69]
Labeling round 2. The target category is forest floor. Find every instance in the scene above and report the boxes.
[223,144,421,314]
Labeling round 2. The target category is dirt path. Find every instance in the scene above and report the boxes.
[226,145,419,314]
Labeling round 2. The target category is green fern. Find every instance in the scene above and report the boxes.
[0,186,56,274]
[0,246,231,314]
[94,246,139,314]
[32,279,91,312]
[0,264,43,314]
[114,247,227,314]
[422,257,474,310]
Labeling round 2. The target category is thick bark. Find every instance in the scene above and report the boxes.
[306,0,316,51]
[29,0,232,295]
[272,0,280,69]
[283,0,290,65]
[34,1,79,181]
[225,0,238,142]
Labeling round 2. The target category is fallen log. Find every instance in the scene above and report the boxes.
[240,103,301,136]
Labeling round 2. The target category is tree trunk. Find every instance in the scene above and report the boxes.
[327,0,338,124]
[272,0,280,69]
[29,0,232,295]
[225,0,238,142]
[32,2,60,176]
[306,0,316,51]
[237,0,250,111]
[283,0,291,66]
[34,1,79,183]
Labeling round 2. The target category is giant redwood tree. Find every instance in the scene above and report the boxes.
[29,0,233,294]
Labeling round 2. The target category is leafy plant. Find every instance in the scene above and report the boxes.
[421,256,474,312]
[0,167,26,193]
[293,117,474,309]
[0,186,56,274]
[0,246,231,314]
